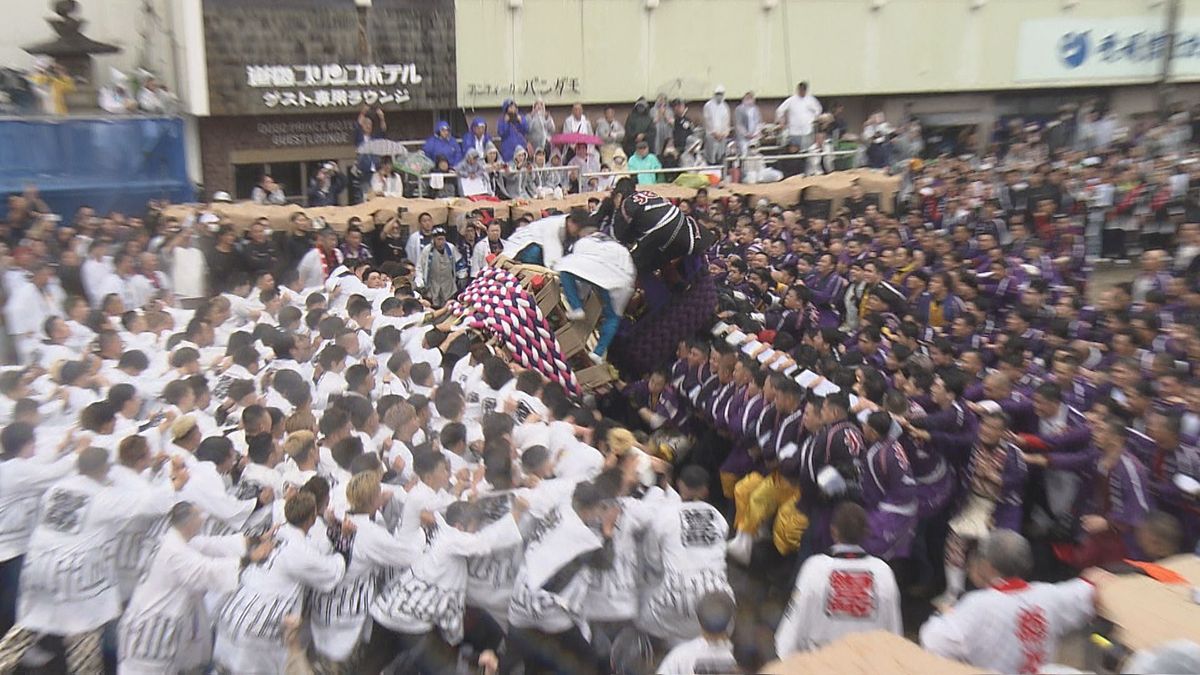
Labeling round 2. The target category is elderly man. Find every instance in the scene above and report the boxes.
[920,530,1096,673]
[703,85,732,165]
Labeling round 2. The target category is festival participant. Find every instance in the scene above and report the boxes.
[936,410,1028,605]
[117,502,274,675]
[363,495,526,674]
[858,411,918,560]
[775,502,901,655]
[0,447,187,672]
[657,591,738,674]
[505,481,618,675]
[603,178,713,274]
[213,491,347,674]
[554,213,636,363]
[920,531,1096,674]
[636,466,732,646]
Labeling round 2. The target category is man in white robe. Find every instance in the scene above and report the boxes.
[636,466,732,646]
[213,491,346,674]
[919,530,1096,674]
[117,501,273,675]
[0,447,186,673]
[775,502,902,657]
[554,220,636,363]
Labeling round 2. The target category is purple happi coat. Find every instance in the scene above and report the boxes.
[860,438,919,559]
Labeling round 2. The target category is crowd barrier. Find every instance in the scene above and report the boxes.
[161,168,899,234]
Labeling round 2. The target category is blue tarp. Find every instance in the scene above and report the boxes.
[0,115,192,219]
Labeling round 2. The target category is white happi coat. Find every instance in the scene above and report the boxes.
[372,513,521,644]
[178,461,256,535]
[553,231,637,315]
[213,524,346,674]
[507,504,603,634]
[502,215,568,268]
[919,578,1095,674]
[0,451,77,563]
[774,544,902,657]
[466,480,576,623]
[109,464,173,602]
[117,529,245,675]
[309,512,410,662]
[637,495,731,644]
[585,494,660,623]
[18,473,178,635]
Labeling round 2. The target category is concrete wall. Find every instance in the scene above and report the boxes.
[1,0,182,93]
[455,0,1191,108]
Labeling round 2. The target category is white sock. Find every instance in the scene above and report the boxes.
[945,565,966,596]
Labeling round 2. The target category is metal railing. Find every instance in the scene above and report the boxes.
[407,148,868,199]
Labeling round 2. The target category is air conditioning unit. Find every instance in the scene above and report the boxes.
[508,0,524,8]
[870,0,887,11]
[645,0,660,9]
[354,0,371,7]
[763,0,780,9]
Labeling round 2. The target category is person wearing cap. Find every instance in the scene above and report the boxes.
[670,98,696,155]
[415,225,461,308]
[702,85,731,165]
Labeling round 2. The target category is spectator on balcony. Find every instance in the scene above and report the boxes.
[627,141,661,185]
[563,103,592,136]
[368,159,403,199]
[527,99,556,156]
[653,94,674,155]
[776,80,822,150]
[703,85,732,165]
[251,175,287,206]
[567,143,600,191]
[482,143,506,196]
[137,76,176,114]
[461,117,490,159]
[456,148,492,198]
[422,121,463,167]
[735,91,763,158]
[596,106,625,167]
[426,156,459,199]
[307,163,345,207]
[671,98,697,154]
[624,96,655,157]
[499,147,535,200]
[497,99,529,162]
[99,70,136,114]
[530,148,563,198]
[30,59,74,115]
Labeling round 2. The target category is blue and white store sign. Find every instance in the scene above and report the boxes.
[1016,17,1200,83]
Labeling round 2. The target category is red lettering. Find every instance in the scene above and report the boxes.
[825,570,876,619]
[1015,606,1048,674]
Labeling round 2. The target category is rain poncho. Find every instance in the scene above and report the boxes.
[423,121,463,166]
[497,99,529,161]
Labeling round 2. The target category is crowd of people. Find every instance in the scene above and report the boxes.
[312,84,882,205]
[0,91,1198,675]
[0,58,176,116]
